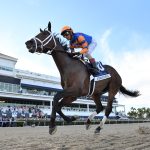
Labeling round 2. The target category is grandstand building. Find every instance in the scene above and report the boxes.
[0,53,125,119]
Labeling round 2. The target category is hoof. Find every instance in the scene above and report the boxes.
[49,126,57,135]
[94,126,101,134]
[86,123,91,130]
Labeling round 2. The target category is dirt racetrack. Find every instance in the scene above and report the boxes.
[0,123,150,150]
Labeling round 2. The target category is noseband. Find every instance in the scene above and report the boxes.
[32,30,57,54]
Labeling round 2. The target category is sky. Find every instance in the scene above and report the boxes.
[0,0,150,113]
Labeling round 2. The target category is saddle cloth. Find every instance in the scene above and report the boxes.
[86,61,111,96]
[94,61,111,81]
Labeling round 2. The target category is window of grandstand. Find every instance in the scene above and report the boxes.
[22,88,50,96]
[0,65,13,72]
[0,82,20,93]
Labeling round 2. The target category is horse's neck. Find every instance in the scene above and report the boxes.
[52,50,72,75]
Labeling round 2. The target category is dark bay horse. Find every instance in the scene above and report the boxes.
[25,22,140,135]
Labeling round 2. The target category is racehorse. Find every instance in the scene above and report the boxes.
[25,22,140,135]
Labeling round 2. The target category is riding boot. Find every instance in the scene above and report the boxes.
[89,58,100,74]
[91,61,99,71]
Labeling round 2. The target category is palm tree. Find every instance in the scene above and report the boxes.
[128,107,150,119]
[128,107,137,118]
[137,108,144,118]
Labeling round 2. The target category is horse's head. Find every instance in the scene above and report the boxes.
[25,22,56,54]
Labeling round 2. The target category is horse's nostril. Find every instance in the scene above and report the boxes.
[25,40,34,49]
[25,41,30,46]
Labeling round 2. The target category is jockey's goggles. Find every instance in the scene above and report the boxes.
[63,31,70,37]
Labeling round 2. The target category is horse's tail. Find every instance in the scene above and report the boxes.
[119,85,140,97]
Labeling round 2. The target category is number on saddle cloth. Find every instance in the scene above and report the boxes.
[96,61,105,71]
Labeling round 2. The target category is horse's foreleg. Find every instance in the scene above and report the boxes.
[49,89,79,135]
[57,97,78,123]
[49,91,64,135]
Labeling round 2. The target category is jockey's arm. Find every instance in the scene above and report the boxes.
[77,36,88,54]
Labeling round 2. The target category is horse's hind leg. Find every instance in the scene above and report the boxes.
[86,93,104,130]
[94,85,119,134]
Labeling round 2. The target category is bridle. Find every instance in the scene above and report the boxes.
[32,30,57,54]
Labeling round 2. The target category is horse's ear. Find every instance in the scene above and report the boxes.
[48,22,51,32]
[40,28,44,33]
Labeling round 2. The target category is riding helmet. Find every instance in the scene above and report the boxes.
[61,26,73,35]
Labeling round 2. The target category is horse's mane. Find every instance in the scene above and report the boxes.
[53,33,69,52]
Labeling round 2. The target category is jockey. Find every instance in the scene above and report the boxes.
[61,26,99,73]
